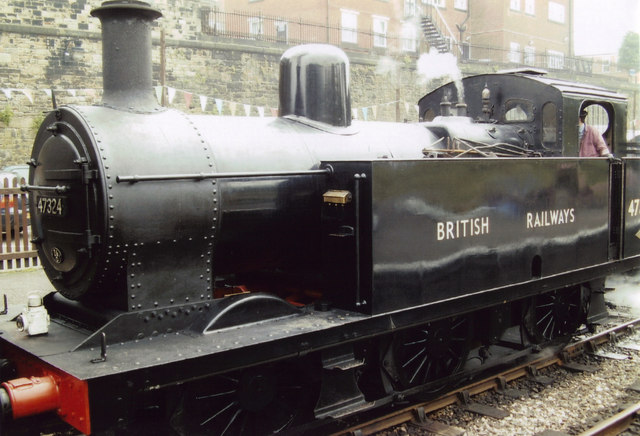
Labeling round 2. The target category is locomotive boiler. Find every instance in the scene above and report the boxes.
[0,1,639,434]
[30,2,437,314]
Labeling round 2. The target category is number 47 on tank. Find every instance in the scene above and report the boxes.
[629,199,640,216]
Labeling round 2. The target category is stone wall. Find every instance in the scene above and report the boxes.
[0,0,427,168]
[1,1,636,168]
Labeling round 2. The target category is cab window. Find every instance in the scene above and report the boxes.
[581,103,609,135]
[504,99,534,122]
[542,102,557,146]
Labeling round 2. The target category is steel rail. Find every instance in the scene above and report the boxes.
[332,317,640,436]
[578,402,640,436]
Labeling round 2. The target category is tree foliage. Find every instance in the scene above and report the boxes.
[618,31,639,71]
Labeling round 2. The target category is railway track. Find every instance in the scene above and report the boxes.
[579,401,640,436]
[327,317,640,436]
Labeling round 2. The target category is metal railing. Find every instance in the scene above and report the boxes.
[201,8,417,53]
[1,178,37,270]
[199,7,634,79]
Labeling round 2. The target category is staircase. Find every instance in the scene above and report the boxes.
[421,15,450,53]
[419,3,460,55]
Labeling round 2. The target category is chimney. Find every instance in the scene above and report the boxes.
[91,1,162,112]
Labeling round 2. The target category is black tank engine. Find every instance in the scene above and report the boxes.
[0,2,639,434]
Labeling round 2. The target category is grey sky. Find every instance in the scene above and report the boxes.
[573,0,639,56]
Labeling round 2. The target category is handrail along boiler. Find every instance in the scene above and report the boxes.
[0,1,638,434]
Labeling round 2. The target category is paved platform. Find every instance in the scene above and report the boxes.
[0,267,54,307]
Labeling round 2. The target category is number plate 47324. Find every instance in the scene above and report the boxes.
[37,196,66,217]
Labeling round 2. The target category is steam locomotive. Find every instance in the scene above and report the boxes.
[1,1,639,434]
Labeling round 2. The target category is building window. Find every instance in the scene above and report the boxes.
[275,21,287,42]
[548,2,565,23]
[429,0,445,7]
[401,23,417,52]
[509,42,521,63]
[525,0,535,15]
[454,0,468,11]
[341,10,358,43]
[524,45,536,65]
[404,0,416,17]
[602,58,610,73]
[373,16,389,48]
[547,50,564,69]
[510,0,521,11]
[248,17,263,36]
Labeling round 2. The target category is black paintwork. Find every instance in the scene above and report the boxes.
[323,159,612,314]
[623,158,640,258]
[2,1,640,433]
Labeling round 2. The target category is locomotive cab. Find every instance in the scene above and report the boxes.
[418,71,628,157]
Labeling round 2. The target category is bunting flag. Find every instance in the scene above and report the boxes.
[20,89,33,103]
[0,84,409,121]
[167,87,176,104]
[183,91,193,109]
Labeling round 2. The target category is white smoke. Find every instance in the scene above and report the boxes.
[606,272,640,317]
[376,56,400,83]
[417,48,465,104]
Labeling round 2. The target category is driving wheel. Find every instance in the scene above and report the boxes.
[387,316,471,390]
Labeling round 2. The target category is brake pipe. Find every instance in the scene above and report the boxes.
[1,375,61,419]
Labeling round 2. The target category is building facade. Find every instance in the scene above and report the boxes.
[466,0,571,68]
[222,0,572,69]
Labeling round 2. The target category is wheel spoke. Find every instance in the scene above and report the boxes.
[451,318,465,330]
[409,355,428,384]
[201,400,238,426]
[392,317,471,389]
[526,289,584,344]
[542,314,554,339]
[197,389,236,400]
[220,408,242,436]
[401,347,426,369]
[536,309,553,326]
[404,339,428,346]
[423,360,433,381]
